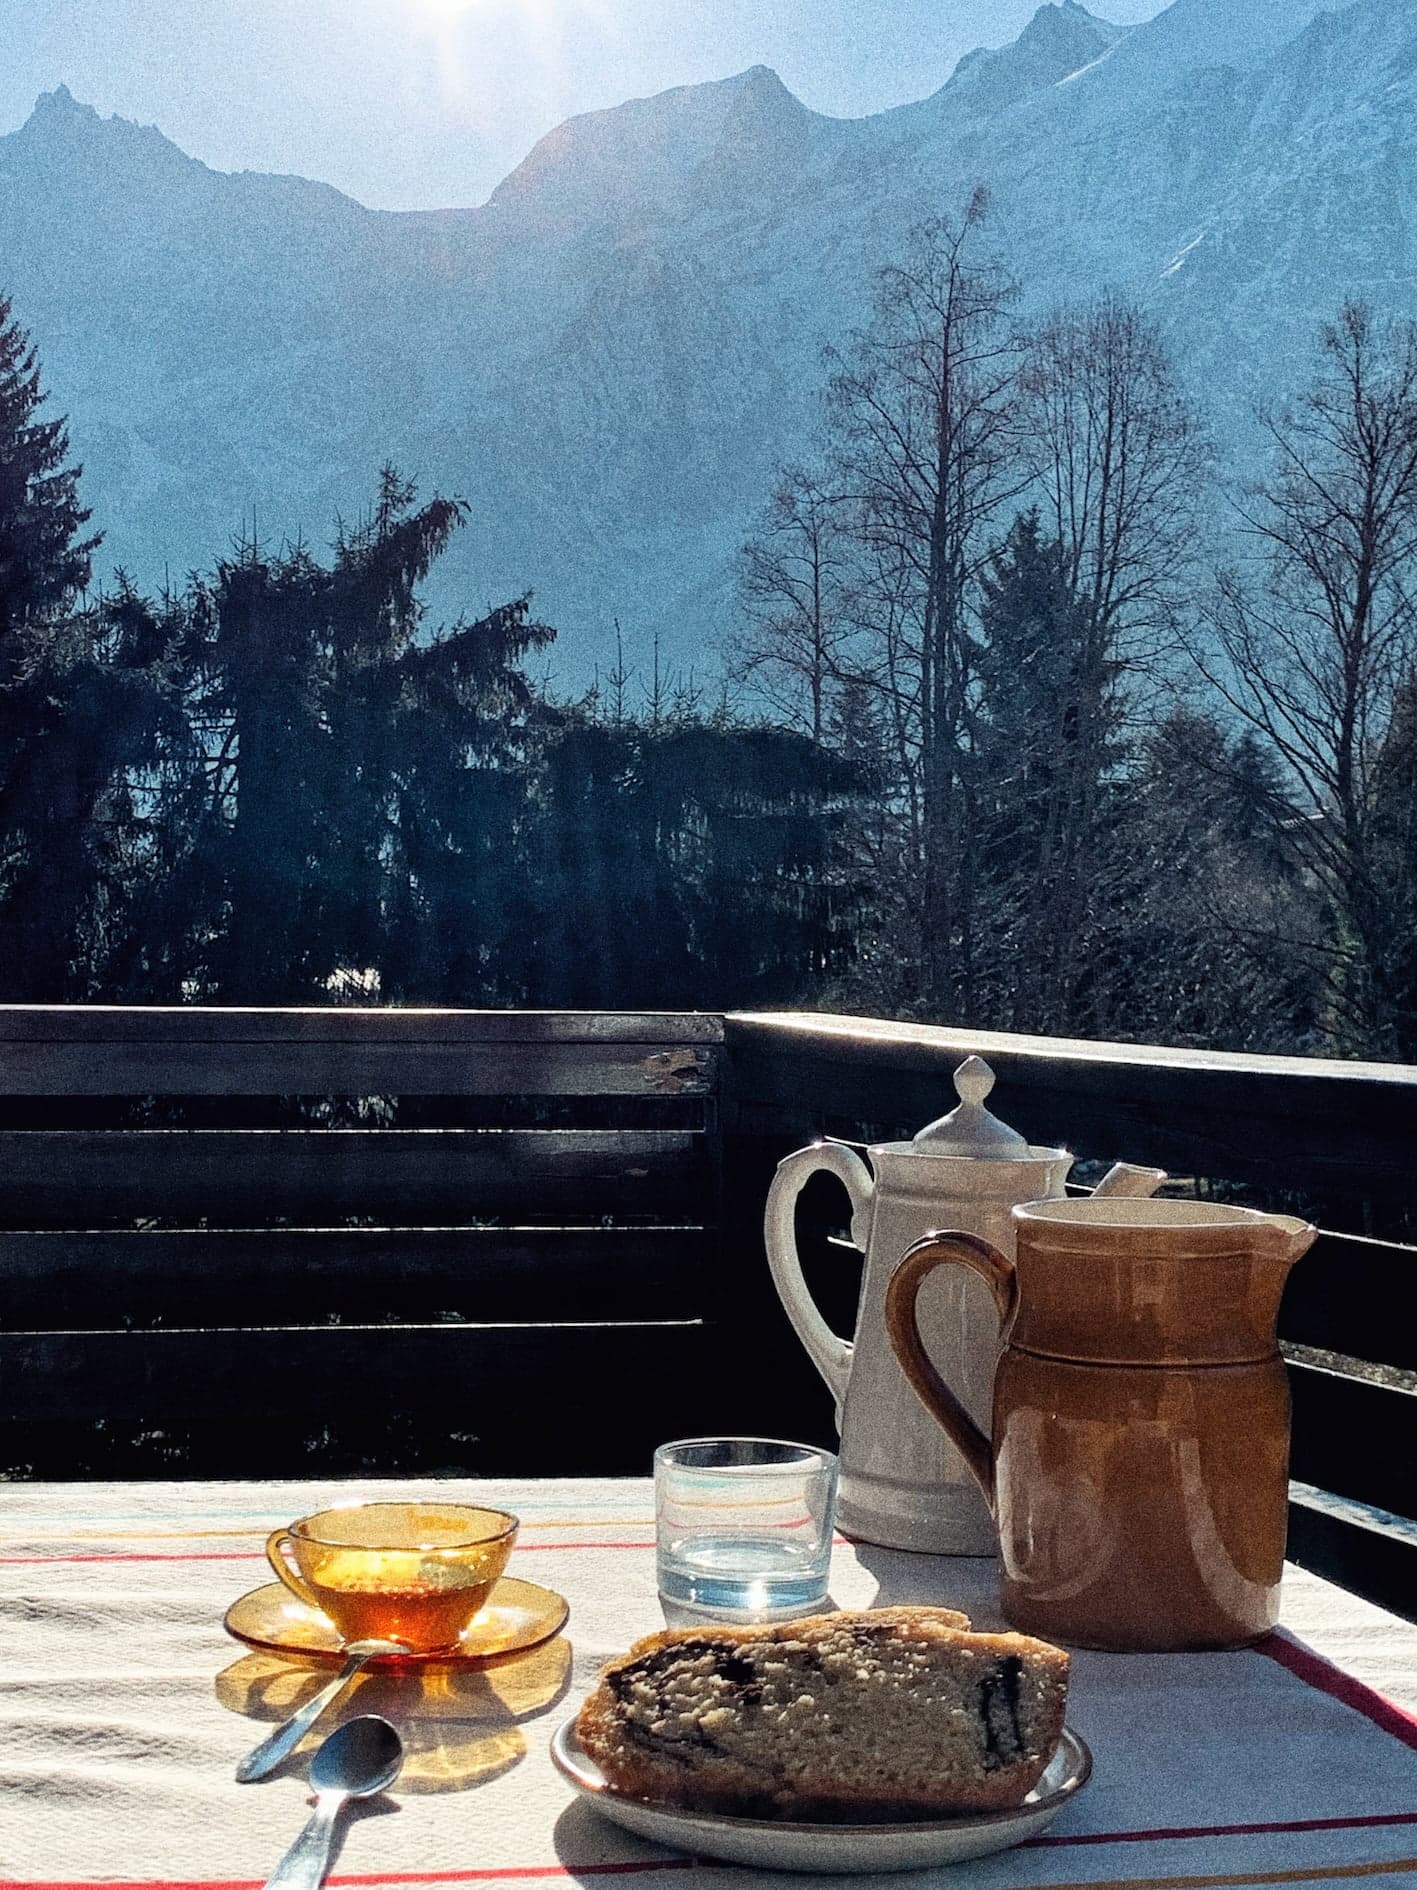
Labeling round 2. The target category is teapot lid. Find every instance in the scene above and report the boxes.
[911,1056,1033,1158]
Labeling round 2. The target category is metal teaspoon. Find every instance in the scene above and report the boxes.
[259,1715,404,1890]
[237,1640,409,1783]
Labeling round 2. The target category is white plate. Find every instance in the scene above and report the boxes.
[550,1717,1092,1874]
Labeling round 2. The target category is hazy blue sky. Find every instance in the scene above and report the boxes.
[1,0,1168,210]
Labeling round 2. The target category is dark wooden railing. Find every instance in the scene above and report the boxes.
[0,1007,731,1477]
[1,1004,1413,1618]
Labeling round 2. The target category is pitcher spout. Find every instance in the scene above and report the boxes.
[1261,1213,1318,1271]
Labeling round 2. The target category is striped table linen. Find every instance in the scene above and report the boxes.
[2,1477,1416,1890]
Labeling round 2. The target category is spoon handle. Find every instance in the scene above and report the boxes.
[237,1655,366,1784]
[261,1790,345,1890]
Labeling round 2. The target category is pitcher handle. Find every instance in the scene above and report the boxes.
[764,1142,874,1418]
[883,1232,1017,1514]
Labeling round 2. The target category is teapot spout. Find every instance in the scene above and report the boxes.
[1092,1162,1168,1199]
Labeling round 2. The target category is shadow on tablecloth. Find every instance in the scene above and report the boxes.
[214,1634,574,1793]
[848,1543,1005,1627]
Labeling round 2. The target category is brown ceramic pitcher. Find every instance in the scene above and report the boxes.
[884,1198,1316,1652]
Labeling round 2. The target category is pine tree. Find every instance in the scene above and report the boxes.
[1368,677,1417,1058]
[527,704,865,1009]
[0,293,98,661]
[170,468,556,1004]
[0,294,177,998]
[973,509,1120,1030]
[1115,710,1320,1051]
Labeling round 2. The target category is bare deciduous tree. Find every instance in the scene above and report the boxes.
[1003,295,1204,1023]
[1201,302,1417,1054]
[732,465,853,746]
[826,191,1025,1011]
[1023,294,1203,672]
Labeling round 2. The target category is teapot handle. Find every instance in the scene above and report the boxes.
[764,1142,874,1421]
[884,1232,1017,1514]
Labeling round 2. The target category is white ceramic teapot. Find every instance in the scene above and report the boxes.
[764,1056,1165,1553]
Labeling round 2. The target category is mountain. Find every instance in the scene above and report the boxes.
[488,66,827,233]
[0,0,1412,684]
[939,0,1129,112]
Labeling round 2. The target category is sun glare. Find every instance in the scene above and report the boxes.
[411,0,538,22]
[406,0,570,47]
[400,0,601,116]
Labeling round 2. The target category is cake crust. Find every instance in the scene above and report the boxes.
[576,1606,1069,1820]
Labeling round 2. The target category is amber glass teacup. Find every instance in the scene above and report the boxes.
[265,1502,519,1653]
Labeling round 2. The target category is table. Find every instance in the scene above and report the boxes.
[3,1477,1417,1889]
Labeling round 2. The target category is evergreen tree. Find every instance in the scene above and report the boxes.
[1368,677,1417,1058]
[170,468,554,1003]
[0,585,181,997]
[1112,710,1319,1051]
[190,538,331,1000]
[0,294,176,998]
[973,510,1121,1030]
[525,705,865,1009]
[0,293,98,657]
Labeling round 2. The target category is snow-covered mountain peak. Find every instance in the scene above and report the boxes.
[487,64,819,233]
[12,84,200,185]
[28,83,96,125]
[939,2,1127,114]
[1059,1,1131,45]
[1103,0,1358,84]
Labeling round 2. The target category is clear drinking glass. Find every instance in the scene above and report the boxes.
[654,1437,839,1617]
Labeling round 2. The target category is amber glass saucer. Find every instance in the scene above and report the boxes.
[224,1576,568,1668]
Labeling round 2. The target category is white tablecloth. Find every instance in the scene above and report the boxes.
[2,1477,1416,1888]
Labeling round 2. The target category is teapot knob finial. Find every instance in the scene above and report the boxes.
[913,1054,1028,1155]
[954,1056,996,1108]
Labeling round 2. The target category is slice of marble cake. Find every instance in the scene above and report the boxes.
[576,1606,1069,1819]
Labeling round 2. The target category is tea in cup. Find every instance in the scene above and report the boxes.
[265,1502,518,1653]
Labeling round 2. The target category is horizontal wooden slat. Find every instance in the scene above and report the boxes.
[0,1005,718,1072]
[1288,1484,1417,1626]
[0,1039,718,1099]
[725,1013,1417,1202]
[0,1227,712,1326]
[0,1007,724,1044]
[1280,1231,1417,1371]
[0,1321,702,1420]
[0,1129,709,1227]
[1288,1356,1417,1519]
[0,1322,722,1477]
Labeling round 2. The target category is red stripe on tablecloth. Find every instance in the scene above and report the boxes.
[0,1868,692,1890]
[6,1811,1417,1890]
[1255,1630,1417,1753]
[1028,1810,1417,1847]
[0,1542,653,1565]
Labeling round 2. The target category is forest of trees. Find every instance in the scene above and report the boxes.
[2,192,1416,1059]
[731,198,1417,1061]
